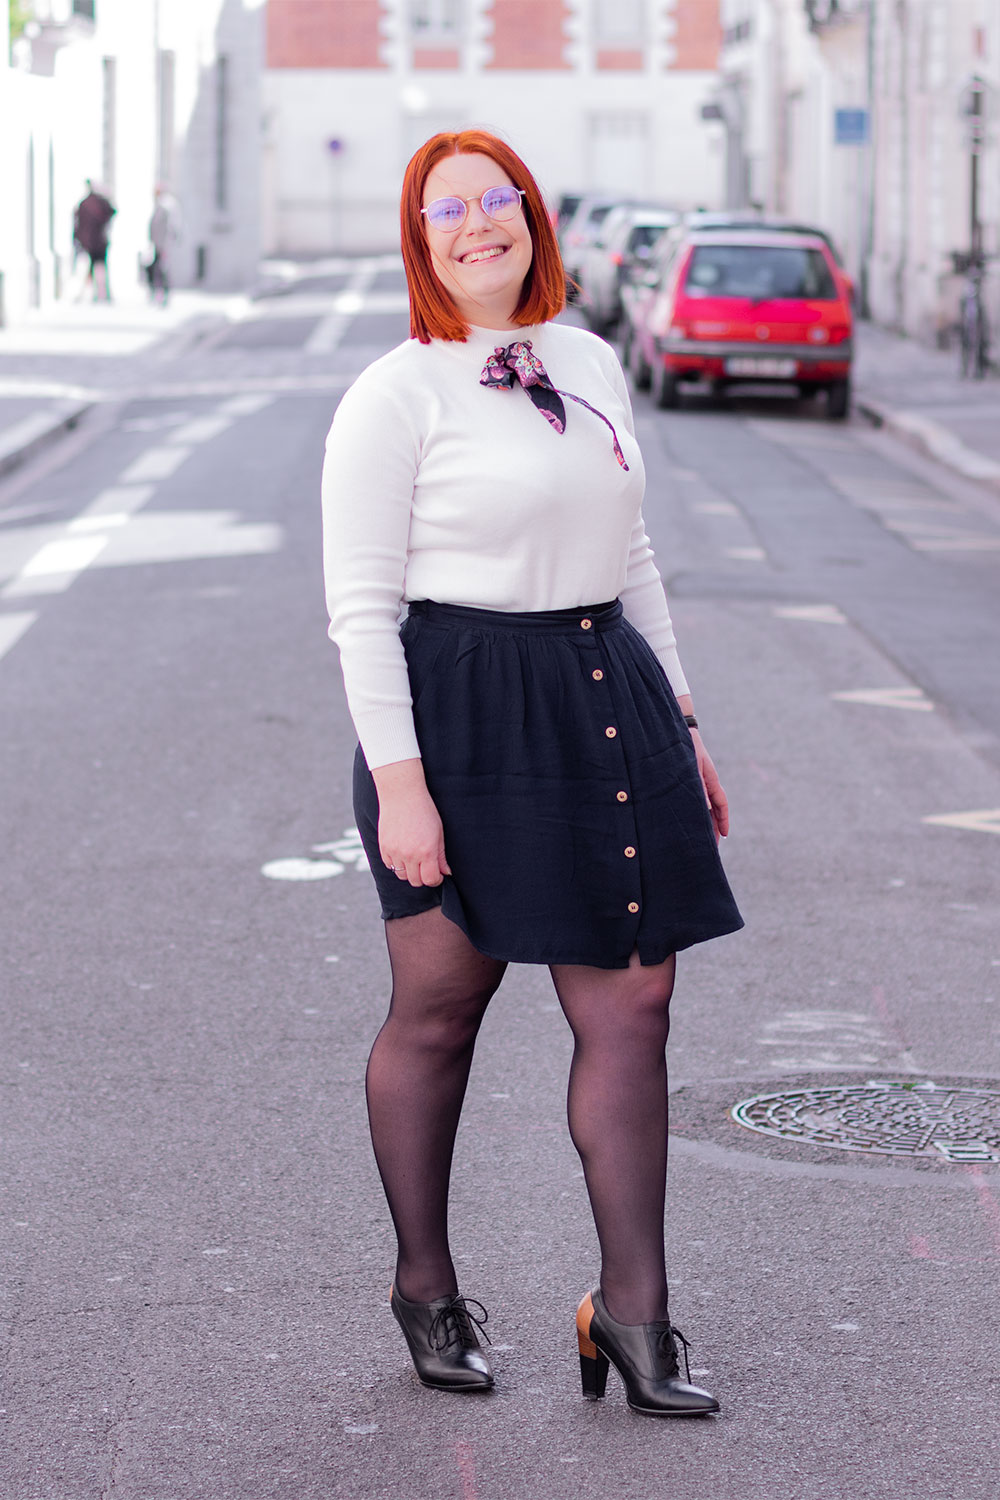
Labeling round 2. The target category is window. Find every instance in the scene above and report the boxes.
[73,0,96,18]
[411,0,462,37]
[214,55,229,212]
[594,0,644,45]
[683,245,837,301]
[101,57,116,195]
[157,51,176,185]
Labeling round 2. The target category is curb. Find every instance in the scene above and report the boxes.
[0,399,95,479]
[856,393,1000,495]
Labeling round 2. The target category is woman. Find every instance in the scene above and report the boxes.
[321,130,743,1417]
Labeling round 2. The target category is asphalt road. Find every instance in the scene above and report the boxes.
[2,264,1000,1500]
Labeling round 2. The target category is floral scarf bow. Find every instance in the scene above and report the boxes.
[479,340,629,471]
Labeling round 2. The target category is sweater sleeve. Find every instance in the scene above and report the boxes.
[600,344,690,699]
[321,371,423,769]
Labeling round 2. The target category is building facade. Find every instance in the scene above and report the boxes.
[713,0,1000,346]
[262,0,726,255]
[0,0,265,326]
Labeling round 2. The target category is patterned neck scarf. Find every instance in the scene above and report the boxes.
[479,340,629,471]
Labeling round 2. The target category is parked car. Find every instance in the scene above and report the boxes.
[576,205,678,333]
[622,228,854,417]
[552,192,583,235]
[559,194,620,301]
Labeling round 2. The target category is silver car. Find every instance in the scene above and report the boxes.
[577,206,678,333]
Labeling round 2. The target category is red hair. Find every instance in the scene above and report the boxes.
[400,129,565,343]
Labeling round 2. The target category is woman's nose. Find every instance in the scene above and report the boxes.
[465,196,493,230]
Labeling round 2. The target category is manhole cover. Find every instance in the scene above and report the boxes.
[731,1083,1000,1163]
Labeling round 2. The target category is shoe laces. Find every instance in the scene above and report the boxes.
[655,1324,692,1384]
[427,1296,492,1353]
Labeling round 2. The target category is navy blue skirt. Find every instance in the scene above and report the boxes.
[353,598,743,969]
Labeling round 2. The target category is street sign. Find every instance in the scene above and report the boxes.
[834,108,869,146]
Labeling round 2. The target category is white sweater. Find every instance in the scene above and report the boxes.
[321,320,689,769]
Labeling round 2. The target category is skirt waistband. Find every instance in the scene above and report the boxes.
[406,598,623,634]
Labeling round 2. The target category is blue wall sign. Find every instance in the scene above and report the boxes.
[834,109,869,146]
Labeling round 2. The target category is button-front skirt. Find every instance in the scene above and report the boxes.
[353,598,744,969]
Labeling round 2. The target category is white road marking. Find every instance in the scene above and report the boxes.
[69,513,130,532]
[168,415,232,446]
[14,534,109,581]
[261,857,345,881]
[725,546,766,561]
[756,1009,897,1070]
[774,604,847,624]
[81,484,155,518]
[118,445,191,483]
[910,536,1000,552]
[923,808,1000,836]
[218,394,275,417]
[832,686,933,711]
[0,612,38,661]
[694,500,739,514]
[305,260,380,355]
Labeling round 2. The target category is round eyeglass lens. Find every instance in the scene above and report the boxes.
[481,186,522,221]
[426,197,466,230]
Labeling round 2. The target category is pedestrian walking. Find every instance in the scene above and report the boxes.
[147,185,181,305]
[72,180,116,302]
[321,130,743,1417]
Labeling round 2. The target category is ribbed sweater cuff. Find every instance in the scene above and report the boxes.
[354,708,422,772]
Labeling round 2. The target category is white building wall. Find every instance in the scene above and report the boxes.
[262,0,725,256]
[0,0,263,326]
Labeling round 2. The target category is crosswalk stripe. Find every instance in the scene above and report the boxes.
[923,809,1000,836]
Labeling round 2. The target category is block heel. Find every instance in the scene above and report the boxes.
[577,1300,610,1399]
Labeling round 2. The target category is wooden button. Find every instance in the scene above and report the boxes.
[580,618,593,630]
[627,902,640,914]
[616,791,628,802]
[592,669,604,681]
[605,726,617,738]
[624,846,636,858]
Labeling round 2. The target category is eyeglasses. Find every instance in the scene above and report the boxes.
[421,186,525,232]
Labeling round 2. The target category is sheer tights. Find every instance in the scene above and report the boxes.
[550,952,675,1326]
[367,907,507,1303]
[365,906,675,1324]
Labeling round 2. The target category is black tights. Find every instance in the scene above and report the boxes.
[365,906,675,1323]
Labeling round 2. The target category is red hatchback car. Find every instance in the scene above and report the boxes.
[622,228,854,418]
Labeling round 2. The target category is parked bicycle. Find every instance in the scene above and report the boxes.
[959,258,990,379]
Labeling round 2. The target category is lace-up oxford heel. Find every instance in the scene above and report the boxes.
[389,1286,495,1391]
[576,1289,719,1417]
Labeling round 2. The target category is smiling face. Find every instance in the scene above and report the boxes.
[422,152,534,330]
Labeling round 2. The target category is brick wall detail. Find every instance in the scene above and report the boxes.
[596,48,644,71]
[667,0,721,71]
[267,0,388,69]
[412,47,461,69]
[485,0,572,70]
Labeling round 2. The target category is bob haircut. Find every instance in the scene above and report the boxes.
[401,129,565,344]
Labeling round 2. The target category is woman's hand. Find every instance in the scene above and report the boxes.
[371,758,452,887]
[689,730,730,841]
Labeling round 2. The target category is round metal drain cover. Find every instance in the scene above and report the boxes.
[731,1083,1000,1163]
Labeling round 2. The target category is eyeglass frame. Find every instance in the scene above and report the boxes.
[420,186,526,233]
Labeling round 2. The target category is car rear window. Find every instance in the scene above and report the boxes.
[683,245,838,301]
[626,224,665,256]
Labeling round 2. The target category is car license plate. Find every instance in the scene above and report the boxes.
[725,357,798,377]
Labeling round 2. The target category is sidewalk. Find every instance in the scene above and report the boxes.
[0,286,248,476]
[854,319,1000,492]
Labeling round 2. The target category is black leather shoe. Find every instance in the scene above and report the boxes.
[577,1288,719,1416]
[390,1286,494,1391]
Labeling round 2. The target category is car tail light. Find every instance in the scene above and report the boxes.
[826,325,851,344]
[609,251,624,266]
